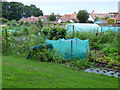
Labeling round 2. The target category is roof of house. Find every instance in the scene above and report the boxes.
[61,12,77,20]
[100,20,108,23]
[18,18,27,22]
[18,16,38,22]
[109,12,119,14]
[60,18,71,22]
[114,13,120,20]
[27,16,38,22]
[91,12,109,19]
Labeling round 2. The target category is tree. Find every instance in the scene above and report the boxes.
[77,10,89,23]
[107,18,115,24]
[49,14,56,21]
[1,1,43,21]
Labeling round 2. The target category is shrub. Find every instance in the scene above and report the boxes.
[49,14,56,21]
[19,20,24,25]
[107,18,115,24]
[0,18,8,23]
[41,26,67,40]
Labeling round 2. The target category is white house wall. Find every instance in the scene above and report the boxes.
[88,14,94,22]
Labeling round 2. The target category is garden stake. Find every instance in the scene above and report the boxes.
[71,40,73,59]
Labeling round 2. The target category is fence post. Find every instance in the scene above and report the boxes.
[71,40,73,59]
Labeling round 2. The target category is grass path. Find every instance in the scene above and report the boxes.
[2,55,119,88]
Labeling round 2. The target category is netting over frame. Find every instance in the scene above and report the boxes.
[46,37,90,60]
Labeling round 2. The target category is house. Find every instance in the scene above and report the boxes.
[18,16,39,23]
[109,12,120,23]
[88,13,94,22]
[39,13,61,22]
[90,12,120,23]
[58,18,74,23]
[58,12,79,23]
[90,12,109,20]
[18,18,27,22]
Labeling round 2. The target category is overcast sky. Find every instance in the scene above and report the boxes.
[6,0,120,15]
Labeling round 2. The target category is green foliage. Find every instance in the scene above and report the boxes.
[0,17,8,23]
[107,18,115,24]
[95,16,99,21]
[102,16,109,20]
[68,59,93,69]
[35,18,43,28]
[41,26,67,40]
[10,20,17,26]
[49,14,56,21]
[2,1,43,21]
[77,10,89,23]
[19,20,24,25]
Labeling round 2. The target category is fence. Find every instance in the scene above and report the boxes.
[98,23,120,27]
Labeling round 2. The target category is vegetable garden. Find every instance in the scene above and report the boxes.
[1,21,120,77]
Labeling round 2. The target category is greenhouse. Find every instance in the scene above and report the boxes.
[65,23,101,33]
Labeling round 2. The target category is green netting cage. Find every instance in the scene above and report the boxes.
[46,37,90,60]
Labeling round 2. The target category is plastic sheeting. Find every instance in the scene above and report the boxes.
[65,23,101,33]
[46,37,89,60]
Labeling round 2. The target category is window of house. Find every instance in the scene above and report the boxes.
[99,15,102,17]
[109,14,114,18]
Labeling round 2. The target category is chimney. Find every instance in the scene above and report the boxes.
[51,12,54,15]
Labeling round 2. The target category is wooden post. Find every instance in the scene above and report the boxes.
[5,29,8,52]
[72,25,74,38]
[86,45,88,59]
[71,40,73,59]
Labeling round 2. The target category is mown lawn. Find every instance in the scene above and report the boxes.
[2,55,119,88]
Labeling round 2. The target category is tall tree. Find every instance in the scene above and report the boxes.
[77,10,89,23]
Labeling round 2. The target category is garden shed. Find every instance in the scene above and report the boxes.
[46,37,90,60]
[65,23,101,33]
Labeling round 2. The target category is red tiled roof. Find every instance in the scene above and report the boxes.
[91,13,109,19]
[60,18,71,22]
[18,18,27,22]
[27,17,38,22]
[61,12,77,20]
[100,20,108,23]
[19,16,38,22]
[115,13,120,20]
[109,12,119,14]
[70,13,77,19]
[44,15,50,21]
